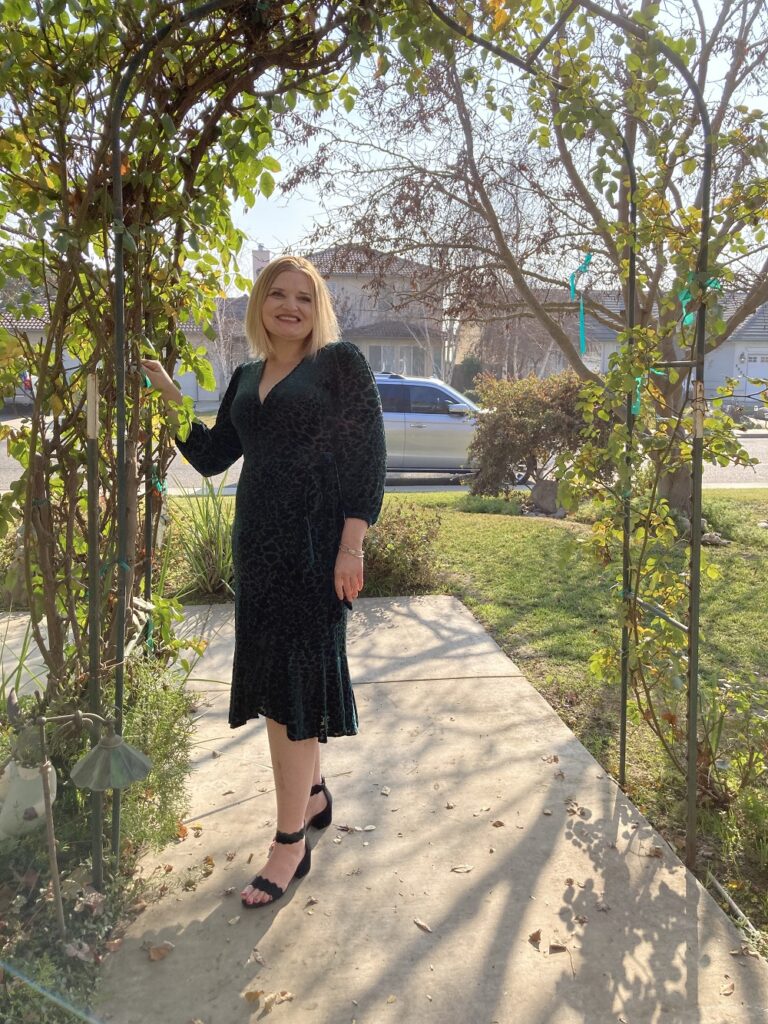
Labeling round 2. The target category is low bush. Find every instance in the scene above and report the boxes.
[115,657,195,852]
[168,477,235,599]
[363,501,442,596]
[469,372,585,496]
[0,655,195,1023]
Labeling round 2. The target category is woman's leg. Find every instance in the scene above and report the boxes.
[304,743,327,824]
[241,719,317,906]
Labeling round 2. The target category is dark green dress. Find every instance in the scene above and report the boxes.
[176,340,386,740]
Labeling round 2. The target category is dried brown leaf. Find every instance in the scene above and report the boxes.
[386,995,397,1004]
[541,754,559,763]
[528,929,542,948]
[246,947,265,966]
[243,987,264,1004]
[414,917,433,933]
[720,979,735,996]
[450,864,473,873]
[491,819,505,828]
[549,942,568,953]
[104,938,123,953]
[148,941,175,962]
[226,850,236,861]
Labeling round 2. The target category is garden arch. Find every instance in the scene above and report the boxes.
[104,0,715,881]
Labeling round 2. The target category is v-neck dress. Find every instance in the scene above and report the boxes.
[175,341,386,740]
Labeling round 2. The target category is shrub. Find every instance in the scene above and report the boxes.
[169,477,235,599]
[469,372,584,496]
[364,501,442,596]
[0,654,195,1024]
[117,657,195,851]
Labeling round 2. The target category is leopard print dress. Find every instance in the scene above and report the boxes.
[176,340,386,741]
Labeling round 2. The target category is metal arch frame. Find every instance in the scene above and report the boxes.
[105,0,713,872]
[423,0,712,870]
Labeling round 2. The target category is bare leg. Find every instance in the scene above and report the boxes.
[305,743,327,824]
[241,719,317,906]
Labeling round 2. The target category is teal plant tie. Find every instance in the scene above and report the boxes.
[99,558,131,578]
[632,376,642,415]
[150,468,166,497]
[569,252,593,354]
[679,275,722,325]
[632,368,667,415]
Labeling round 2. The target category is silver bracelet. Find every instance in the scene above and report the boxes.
[339,543,364,559]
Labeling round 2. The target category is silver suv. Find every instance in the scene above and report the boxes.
[374,372,480,473]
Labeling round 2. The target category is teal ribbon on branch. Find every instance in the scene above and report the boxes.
[678,275,722,325]
[99,558,131,578]
[569,253,593,354]
[632,368,668,415]
[150,468,166,497]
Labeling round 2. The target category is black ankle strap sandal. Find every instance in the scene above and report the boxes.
[307,777,333,830]
[241,827,311,908]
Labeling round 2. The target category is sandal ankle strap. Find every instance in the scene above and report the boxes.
[310,777,327,796]
[275,827,306,845]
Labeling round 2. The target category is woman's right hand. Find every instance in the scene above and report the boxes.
[141,359,183,404]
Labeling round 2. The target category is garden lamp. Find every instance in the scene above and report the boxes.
[70,721,151,791]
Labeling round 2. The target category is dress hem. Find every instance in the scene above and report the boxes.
[229,709,359,743]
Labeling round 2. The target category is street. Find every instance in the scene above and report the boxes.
[0,412,766,494]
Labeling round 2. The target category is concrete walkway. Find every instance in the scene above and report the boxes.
[91,596,767,1024]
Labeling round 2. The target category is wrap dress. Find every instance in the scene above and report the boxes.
[176,340,386,740]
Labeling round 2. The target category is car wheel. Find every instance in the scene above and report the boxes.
[512,458,535,485]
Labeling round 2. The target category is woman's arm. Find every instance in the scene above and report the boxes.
[143,359,244,477]
[331,343,387,602]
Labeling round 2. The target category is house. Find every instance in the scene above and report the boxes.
[576,292,768,403]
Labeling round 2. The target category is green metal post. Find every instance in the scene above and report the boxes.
[86,375,104,890]
[618,136,638,790]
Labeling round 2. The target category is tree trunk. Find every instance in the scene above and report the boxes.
[657,461,691,517]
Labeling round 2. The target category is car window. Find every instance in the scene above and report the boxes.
[408,385,456,415]
[376,382,407,413]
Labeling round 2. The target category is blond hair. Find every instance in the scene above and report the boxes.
[244,254,339,359]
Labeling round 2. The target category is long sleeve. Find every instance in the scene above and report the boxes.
[332,341,386,526]
[175,364,244,477]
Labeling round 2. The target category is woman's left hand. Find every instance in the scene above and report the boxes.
[334,550,364,602]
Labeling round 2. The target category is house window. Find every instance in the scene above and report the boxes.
[368,345,398,372]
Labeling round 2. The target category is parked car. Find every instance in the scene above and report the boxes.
[374,372,479,474]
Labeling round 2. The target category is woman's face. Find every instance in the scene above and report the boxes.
[261,269,314,348]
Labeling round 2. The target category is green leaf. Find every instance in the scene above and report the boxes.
[161,113,175,137]
[259,170,275,198]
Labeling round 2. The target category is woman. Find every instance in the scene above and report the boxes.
[142,254,386,908]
